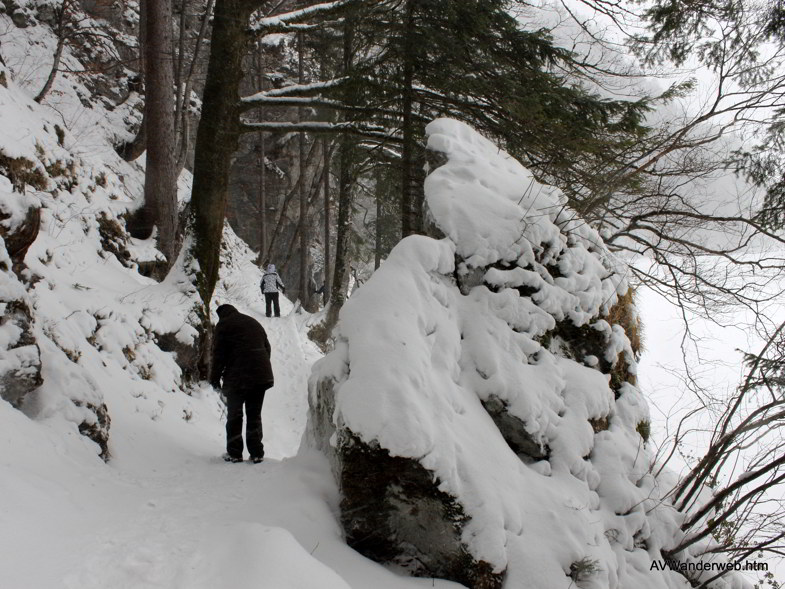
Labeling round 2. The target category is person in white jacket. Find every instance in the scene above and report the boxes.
[260,264,285,318]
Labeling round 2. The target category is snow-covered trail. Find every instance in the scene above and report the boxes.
[1,291,462,589]
[60,454,351,589]
[259,312,315,460]
[213,261,321,460]
[51,450,462,589]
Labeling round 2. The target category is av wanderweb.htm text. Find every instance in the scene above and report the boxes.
[650,559,768,572]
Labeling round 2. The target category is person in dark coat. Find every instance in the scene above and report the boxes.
[260,263,285,318]
[210,304,274,463]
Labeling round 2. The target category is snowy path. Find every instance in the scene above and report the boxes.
[213,265,321,459]
[60,455,352,589]
[1,296,462,589]
[259,313,315,460]
[47,450,462,589]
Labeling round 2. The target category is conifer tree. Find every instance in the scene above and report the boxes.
[190,0,653,323]
[244,0,651,235]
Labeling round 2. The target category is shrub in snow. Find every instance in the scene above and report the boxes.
[306,119,706,588]
[569,557,601,585]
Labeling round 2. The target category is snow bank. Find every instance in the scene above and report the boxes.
[308,119,745,588]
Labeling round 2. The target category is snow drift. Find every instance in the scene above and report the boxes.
[306,119,727,588]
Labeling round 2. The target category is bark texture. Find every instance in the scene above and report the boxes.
[190,0,255,304]
[140,0,178,273]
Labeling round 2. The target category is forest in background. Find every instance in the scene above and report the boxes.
[52,0,784,321]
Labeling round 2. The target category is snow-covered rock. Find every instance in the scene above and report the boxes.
[0,258,42,408]
[306,119,692,588]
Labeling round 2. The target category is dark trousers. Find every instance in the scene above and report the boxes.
[264,292,280,317]
[225,388,267,459]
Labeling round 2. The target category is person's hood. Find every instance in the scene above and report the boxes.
[267,264,276,273]
[216,304,238,319]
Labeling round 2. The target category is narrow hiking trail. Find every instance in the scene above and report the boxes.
[1,284,463,589]
[58,304,326,589]
[60,454,353,589]
[258,312,316,460]
[213,263,320,460]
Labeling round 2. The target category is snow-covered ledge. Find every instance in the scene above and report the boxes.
[305,119,696,589]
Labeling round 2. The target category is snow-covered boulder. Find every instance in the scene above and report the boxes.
[306,119,688,588]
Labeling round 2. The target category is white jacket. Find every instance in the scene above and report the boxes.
[261,272,284,294]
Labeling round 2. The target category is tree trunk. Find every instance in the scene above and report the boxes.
[258,127,267,264]
[253,43,268,266]
[375,168,382,270]
[190,0,254,305]
[325,17,355,330]
[175,0,215,172]
[322,137,331,305]
[141,0,179,275]
[35,0,70,103]
[174,0,186,141]
[400,0,418,238]
[119,0,147,161]
[327,133,352,329]
[297,30,311,310]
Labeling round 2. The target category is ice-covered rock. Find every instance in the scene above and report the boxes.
[306,119,691,589]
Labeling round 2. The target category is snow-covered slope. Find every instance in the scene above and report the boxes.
[306,119,748,589]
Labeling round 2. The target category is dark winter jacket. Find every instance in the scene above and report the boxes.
[210,304,273,392]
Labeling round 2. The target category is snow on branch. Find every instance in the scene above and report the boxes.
[250,0,358,34]
[256,22,325,33]
[242,78,349,100]
[238,93,419,122]
[412,84,492,110]
[239,120,402,143]
[240,95,347,112]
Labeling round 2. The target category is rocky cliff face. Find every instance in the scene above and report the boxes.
[306,119,690,589]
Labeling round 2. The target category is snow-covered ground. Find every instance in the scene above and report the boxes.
[0,300,464,589]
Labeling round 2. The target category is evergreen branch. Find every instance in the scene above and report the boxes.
[244,78,350,99]
[250,0,360,34]
[239,120,402,143]
[240,95,348,111]
[239,93,427,122]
